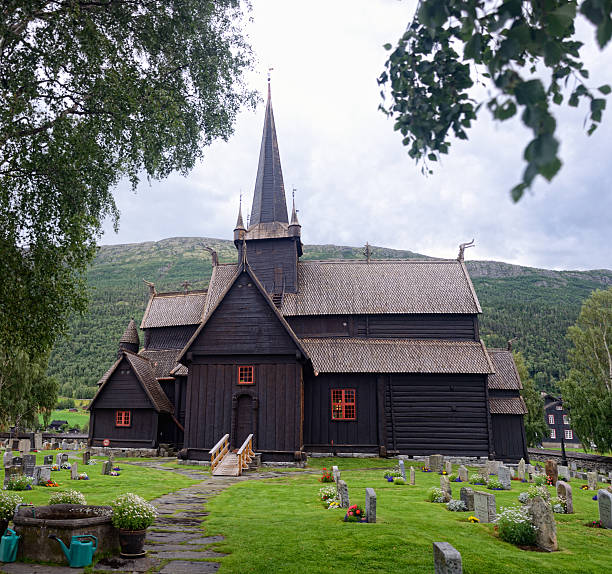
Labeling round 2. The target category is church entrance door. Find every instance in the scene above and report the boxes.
[235,395,253,448]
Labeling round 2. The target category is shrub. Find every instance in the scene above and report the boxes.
[448,473,458,482]
[551,496,567,513]
[446,499,467,512]
[526,485,550,501]
[393,477,406,485]
[111,493,157,530]
[318,486,337,502]
[427,487,446,503]
[383,469,402,479]
[487,478,504,490]
[0,492,23,520]
[518,492,530,504]
[49,490,87,505]
[495,506,537,546]
[469,473,487,485]
[533,475,546,486]
[5,476,33,491]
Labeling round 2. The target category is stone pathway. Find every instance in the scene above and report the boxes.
[1,460,309,574]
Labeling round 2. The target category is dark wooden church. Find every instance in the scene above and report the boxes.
[89,82,528,463]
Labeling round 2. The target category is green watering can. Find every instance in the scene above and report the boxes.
[0,528,20,563]
[49,534,98,568]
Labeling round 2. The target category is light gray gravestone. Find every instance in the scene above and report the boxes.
[60,440,69,450]
[587,471,598,490]
[365,488,376,523]
[498,466,511,490]
[101,460,111,475]
[23,454,36,477]
[528,496,558,551]
[440,475,452,502]
[526,464,535,482]
[409,466,415,485]
[433,542,462,574]
[39,466,51,484]
[569,461,577,471]
[337,480,349,508]
[459,487,474,511]
[557,465,569,481]
[332,465,340,482]
[473,491,496,523]
[43,455,53,466]
[34,433,43,451]
[556,481,573,514]
[445,461,453,475]
[3,451,12,467]
[32,466,42,486]
[517,458,526,481]
[71,461,78,480]
[55,453,63,466]
[429,454,444,473]
[82,451,91,465]
[399,460,406,481]
[598,489,612,529]
[486,460,499,476]
[458,465,468,483]
[18,439,30,454]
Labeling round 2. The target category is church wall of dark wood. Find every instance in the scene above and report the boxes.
[144,325,198,350]
[491,414,528,462]
[385,374,490,457]
[238,238,299,293]
[92,360,152,409]
[287,314,478,340]
[184,356,302,454]
[90,408,157,447]
[188,274,298,355]
[303,374,379,448]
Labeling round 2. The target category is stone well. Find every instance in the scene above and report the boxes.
[13,504,119,564]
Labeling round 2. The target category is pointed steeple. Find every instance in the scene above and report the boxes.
[249,78,288,226]
[118,318,139,357]
[289,188,301,238]
[234,195,246,243]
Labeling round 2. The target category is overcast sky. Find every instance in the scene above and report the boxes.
[101,0,612,271]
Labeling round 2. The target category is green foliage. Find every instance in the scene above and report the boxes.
[56,398,76,410]
[427,487,446,502]
[0,492,23,520]
[5,475,33,491]
[514,351,549,446]
[560,287,612,452]
[495,505,537,546]
[0,1,254,421]
[111,493,157,530]
[379,0,612,197]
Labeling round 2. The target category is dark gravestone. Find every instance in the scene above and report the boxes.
[43,455,53,466]
[60,453,69,465]
[12,456,22,467]
[545,459,558,486]
[23,454,36,477]
[102,461,111,475]
[365,488,376,523]
[3,465,23,487]
[459,487,474,511]
[433,542,462,574]
[82,450,91,465]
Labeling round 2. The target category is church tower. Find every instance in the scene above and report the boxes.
[235,79,302,295]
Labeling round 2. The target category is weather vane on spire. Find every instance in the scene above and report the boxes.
[268,67,274,83]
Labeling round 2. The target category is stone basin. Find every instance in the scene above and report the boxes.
[13,504,119,564]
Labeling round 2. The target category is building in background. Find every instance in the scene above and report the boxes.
[542,393,582,449]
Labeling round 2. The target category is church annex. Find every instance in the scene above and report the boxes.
[89,82,528,463]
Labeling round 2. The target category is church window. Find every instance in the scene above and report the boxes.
[116,410,131,427]
[547,414,555,425]
[331,389,356,420]
[238,366,254,385]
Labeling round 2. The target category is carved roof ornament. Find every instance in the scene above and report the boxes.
[143,279,156,296]
[457,239,475,262]
[363,242,372,263]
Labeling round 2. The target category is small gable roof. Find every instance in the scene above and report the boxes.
[178,262,308,362]
[204,259,481,317]
[141,290,208,329]
[138,349,181,379]
[487,349,523,390]
[89,352,174,413]
[489,397,528,415]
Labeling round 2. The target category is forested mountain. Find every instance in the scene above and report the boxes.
[47,238,612,399]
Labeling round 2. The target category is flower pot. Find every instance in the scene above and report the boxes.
[118,529,147,558]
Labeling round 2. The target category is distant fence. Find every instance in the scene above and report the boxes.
[528,448,612,473]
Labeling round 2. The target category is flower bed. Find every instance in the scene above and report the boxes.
[5,476,33,491]
[494,506,536,546]
[319,468,333,483]
[343,504,366,522]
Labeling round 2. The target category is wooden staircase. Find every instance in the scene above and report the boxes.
[210,434,255,477]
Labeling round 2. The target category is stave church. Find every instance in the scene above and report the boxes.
[88,81,528,463]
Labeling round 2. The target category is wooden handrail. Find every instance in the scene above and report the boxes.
[237,434,254,474]
[210,433,229,473]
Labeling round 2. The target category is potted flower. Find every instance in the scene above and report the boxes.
[343,504,366,522]
[111,493,157,558]
[0,492,23,535]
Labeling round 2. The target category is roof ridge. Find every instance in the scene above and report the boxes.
[152,289,208,297]
[299,258,456,265]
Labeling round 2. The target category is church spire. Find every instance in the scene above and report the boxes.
[289,188,301,237]
[249,76,288,227]
[234,194,246,243]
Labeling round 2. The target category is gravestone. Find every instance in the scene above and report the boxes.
[71,461,78,480]
[23,454,36,477]
[60,453,69,465]
[458,465,468,483]
[517,458,526,481]
[498,466,511,490]
[11,440,19,450]
[409,466,415,485]
[3,465,23,487]
[587,472,598,490]
[365,488,376,523]
[82,451,91,465]
[399,460,406,481]
[39,466,51,484]
[55,453,63,467]
[569,461,577,471]
[556,481,573,514]
[18,439,30,454]
[598,489,612,529]
[486,460,499,475]
[440,476,452,502]
[3,451,12,467]
[34,433,43,451]
[473,491,496,523]
[445,461,453,475]
[429,454,444,473]
[43,455,53,466]
[528,496,557,551]
[101,460,111,475]
[60,440,69,450]
[459,487,474,511]
[337,480,349,508]
[557,465,569,481]
[12,456,22,467]
[526,464,535,482]
[332,465,340,484]
[433,542,462,574]
[545,460,558,486]
[51,442,59,450]
[32,466,42,486]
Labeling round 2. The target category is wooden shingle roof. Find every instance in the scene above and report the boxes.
[119,318,140,345]
[141,290,208,329]
[301,338,494,374]
[487,349,523,390]
[489,397,528,415]
[205,259,481,316]
[138,349,182,379]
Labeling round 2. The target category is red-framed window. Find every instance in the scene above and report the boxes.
[547,414,555,425]
[564,429,573,440]
[331,389,356,420]
[238,366,254,385]
[550,428,556,439]
[116,410,131,427]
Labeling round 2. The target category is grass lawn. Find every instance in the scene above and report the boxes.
[8,452,198,506]
[39,409,90,428]
[205,461,611,574]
